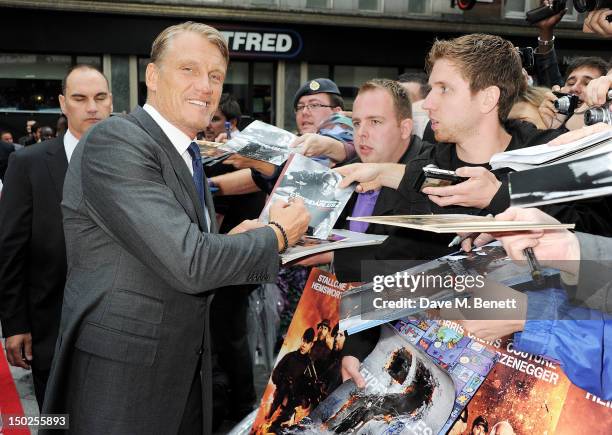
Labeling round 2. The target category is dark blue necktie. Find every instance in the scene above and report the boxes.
[187,142,205,210]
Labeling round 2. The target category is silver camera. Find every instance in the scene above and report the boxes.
[584,90,612,126]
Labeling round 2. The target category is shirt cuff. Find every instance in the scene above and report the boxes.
[513,289,564,356]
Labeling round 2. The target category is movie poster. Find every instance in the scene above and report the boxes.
[299,324,455,434]
[259,154,354,239]
[447,335,612,434]
[251,268,354,434]
[394,318,497,434]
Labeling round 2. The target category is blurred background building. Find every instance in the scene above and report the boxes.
[0,0,610,135]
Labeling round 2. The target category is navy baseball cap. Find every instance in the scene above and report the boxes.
[293,78,341,108]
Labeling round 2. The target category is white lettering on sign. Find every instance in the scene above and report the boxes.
[261,33,276,51]
[276,34,292,52]
[220,31,295,54]
[245,33,262,51]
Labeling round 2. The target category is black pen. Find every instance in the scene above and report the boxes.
[524,247,544,284]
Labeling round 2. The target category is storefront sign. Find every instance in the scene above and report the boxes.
[219,28,302,58]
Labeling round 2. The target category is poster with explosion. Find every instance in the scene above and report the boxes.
[251,268,354,434]
[295,324,455,434]
[447,335,612,434]
[393,318,497,434]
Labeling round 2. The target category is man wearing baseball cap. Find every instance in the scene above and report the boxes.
[210,77,354,193]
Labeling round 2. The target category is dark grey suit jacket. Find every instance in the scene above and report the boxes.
[42,107,279,434]
[0,140,15,180]
[0,137,68,372]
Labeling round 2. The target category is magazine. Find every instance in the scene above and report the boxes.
[346,214,575,233]
[509,145,612,207]
[259,154,355,239]
[251,268,357,434]
[220,120,296,165]
[281,230,388,264]
[447,334,612,434]
[490,129,612,171]
[339,243,556,335]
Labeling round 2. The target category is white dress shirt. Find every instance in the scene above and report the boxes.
[143,104,211,228]
[63,129,79,162]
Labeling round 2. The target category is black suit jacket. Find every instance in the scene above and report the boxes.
[0,137,68,371]
[0,140,15,181]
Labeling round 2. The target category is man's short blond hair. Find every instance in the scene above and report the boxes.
[150,21,229,66]
[358,79,412,121]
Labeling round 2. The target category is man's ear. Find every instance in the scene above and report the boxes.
[332,106,342,113]
[109,93,114,113]
[59,94,66,114]
[400,117,413,141]
[480,85,500,115]
[145,63,159,93]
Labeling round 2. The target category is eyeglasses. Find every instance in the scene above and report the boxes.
[294,103,335,113]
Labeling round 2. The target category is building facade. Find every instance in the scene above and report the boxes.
[0,0,610,135]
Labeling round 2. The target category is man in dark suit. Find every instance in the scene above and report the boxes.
[0,64,113,409]
[0,139,15,181]
[41,22,309,435]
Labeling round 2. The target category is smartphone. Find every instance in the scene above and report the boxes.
[417,165,469,191]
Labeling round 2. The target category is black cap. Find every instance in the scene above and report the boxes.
[293,78,341,108]
[317,319,330,329]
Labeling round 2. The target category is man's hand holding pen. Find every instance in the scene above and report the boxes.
[452,207,581,278]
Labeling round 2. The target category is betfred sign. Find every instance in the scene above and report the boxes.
[219,28,302,58]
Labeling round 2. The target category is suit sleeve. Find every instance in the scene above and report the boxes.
[79,120,280,295]
[0,152,32,337]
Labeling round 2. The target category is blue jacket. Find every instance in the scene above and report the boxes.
[515,287,611,400]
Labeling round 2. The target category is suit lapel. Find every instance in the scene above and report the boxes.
[128,107,208,232]
[45,137,69,200]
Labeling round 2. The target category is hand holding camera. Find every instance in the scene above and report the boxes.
[583,75,612,125]
[539,85,568,128]
[583,7,612,36]
[527,0,567,25]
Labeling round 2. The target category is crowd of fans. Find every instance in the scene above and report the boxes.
[0,3,610,434]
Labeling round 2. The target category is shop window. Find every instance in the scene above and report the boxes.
[306,0,330,8]
[0,53,100,111]
[223,61,251,122]
[407,0,428,13]
[358,0,380,11]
